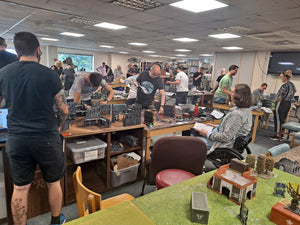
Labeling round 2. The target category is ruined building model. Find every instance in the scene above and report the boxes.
[209,159,257,205]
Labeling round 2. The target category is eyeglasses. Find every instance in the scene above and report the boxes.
[39,48,43,56]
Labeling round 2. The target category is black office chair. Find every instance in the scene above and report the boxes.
[206,134,252,169]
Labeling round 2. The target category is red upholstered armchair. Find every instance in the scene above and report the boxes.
[142,136,207,195]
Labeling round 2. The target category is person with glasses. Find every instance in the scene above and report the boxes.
[0,32,68,225]
[135,64,165,114]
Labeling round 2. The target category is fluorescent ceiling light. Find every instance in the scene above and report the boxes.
[94,22,127,30]
[169,56,176,59]
[222,46,243,50]
[278,62,294,65]
[209,33,241,39]
[119,51,129,54]
[99,45,114,48]
[296,68,300,70]
[175,54,186,57]
[149,55,159,57]
[41,37,59,41]
[170,0,228,13]
[175,49,191,52]
[60,32,84,37]
[143,50,155,53]
[200,54,213,56]
[173,37,198,42]
[128,42,148,46]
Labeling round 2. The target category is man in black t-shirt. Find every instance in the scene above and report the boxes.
[0,37,18,69]
[193,67,204,90]
[136,64,165,114]
[210,68,226,93]
[0,32,68,225]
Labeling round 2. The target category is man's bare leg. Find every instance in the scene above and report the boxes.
[11,184,31,225]
[47,181,62,217]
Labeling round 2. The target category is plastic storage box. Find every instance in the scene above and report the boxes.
[66,136,107,164]
[111,163,140,187]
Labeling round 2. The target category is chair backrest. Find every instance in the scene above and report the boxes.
[148,136,207,184]
[73,166,102,217]
[233,134,252,154]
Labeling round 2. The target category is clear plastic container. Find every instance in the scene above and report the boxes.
[110,163,140,187]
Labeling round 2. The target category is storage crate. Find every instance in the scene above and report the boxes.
[111,163,140,187]
[66,136,107,164]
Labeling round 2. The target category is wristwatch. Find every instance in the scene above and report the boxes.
[106,98,110,103]
[160,105,164,108]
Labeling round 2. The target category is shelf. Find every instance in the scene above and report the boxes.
[111,146,142,156]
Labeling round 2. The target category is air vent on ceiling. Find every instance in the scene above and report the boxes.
[217,26,252,34]
[267,40,298,46]
[111,0,163,11]
[68,16,100,25]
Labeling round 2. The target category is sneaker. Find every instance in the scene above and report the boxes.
[51,214,66,225]
[270,135,280,141]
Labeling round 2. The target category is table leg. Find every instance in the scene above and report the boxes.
[145,137,151,160]
[252,115,259,143]
[265,114,270,129]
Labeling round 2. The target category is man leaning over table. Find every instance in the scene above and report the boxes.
[69,72,115,108]
[214,65,239,104]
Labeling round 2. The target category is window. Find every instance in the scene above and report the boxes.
[58,53,93,72]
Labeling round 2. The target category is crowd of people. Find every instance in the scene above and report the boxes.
[0,31,298,225]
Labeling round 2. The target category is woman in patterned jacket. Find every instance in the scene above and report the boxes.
[195,84,253,154]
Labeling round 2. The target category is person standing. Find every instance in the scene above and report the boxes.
[0,32,68,225]
[126,63,134,78]
[214,65,239,104]
[50,60,63,77]
[124,65,140,105]
[193,67,204,90]
[166,66,189,105]
[160,63,173,83]
[61,57,75,90]
[114,65,123,80]
[136,64,165,114]
[210,68,226,93]
[270,70,296,140]
[0,37,18,69]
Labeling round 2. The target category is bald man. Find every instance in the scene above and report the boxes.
[210,68,226,93]
[136,64,165,114]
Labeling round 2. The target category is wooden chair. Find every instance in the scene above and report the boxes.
[73,166,134,217]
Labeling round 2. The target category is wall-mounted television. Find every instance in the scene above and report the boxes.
[268,52,300,75]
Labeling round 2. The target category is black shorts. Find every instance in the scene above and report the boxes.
[175,92,188,105]
[6,133,65,186]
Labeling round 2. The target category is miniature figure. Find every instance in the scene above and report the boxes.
[285,183,300,215]
[237,202,248,225]
[273,182,286,198]
[245,154,256,169]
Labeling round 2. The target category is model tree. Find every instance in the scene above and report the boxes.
[256,154,266,174]
[265,156,274,173]
[246,154,256,169]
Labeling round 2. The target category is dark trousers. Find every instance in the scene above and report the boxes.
[274,100,291,133]
[175,92,188,105]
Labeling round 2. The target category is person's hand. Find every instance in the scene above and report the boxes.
[210,89,214,93]
[166,81,171,84]
[84,104,91,109]
[205,123,217,128]
[100,101,108,104]
[158,106,164,115]
[198,129,208,137]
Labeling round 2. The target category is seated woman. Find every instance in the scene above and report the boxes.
[195,84,253,154]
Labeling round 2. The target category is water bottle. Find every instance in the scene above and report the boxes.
[257,99,262,110]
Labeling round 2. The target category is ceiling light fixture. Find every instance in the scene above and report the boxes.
[99,45,114,48]
[41,37,59,41]
[175,49,191,52]
[111,0,162,11]
[209,33,241,39]
[170,0,228,13]
[173,37,198,42]
[222,46,243,50]
[128,42,148,46]
[60,32,84,37]
[200,54,214,56]
[143,50,155,53]
[149,55,159,57]
[94,22,127,30]
[175,54,186,57]
[119,51,129,54]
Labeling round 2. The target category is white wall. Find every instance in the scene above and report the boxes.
[213,51,300,96]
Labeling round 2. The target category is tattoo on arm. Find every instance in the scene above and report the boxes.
[54,89,69,126]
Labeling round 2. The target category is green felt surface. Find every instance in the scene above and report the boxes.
[65,201,155,225]
[133,169,300,225]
